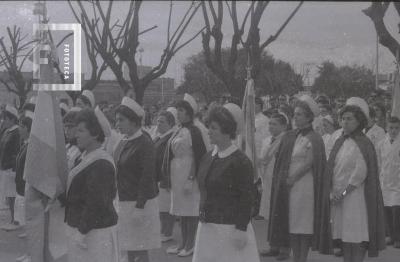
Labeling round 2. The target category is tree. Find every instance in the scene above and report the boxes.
[0,26,37,108]
[363,2,400,59]
[179,48,302,102]
[200,1,303,101]
[68,0,204,104]
[312,61,375,99]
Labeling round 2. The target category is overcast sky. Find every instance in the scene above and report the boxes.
[0,1,399,85]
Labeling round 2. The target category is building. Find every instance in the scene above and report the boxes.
[1,65,177,108]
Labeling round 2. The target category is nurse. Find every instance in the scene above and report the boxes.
[114,96,161,262]
[164,94,207,257]
[268,95,331,262]
[328,97,386,261]
[193,103,260,262]
[65,109,119,262]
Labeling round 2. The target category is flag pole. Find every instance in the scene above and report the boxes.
[35,1,52,261]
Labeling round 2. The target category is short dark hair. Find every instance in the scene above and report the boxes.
[175,100,194,119]
[75,109,105,143]
[295,100,314,123]
[206,106,237,139]
[158,111,175,127]
[115,105,142,126]
[316,95,330,105]
[373,102,386,116]
[19,116,32,133]
[339,105,368,131]
[77,94,92,107]
[388,116,400,124]
[63,111,79,125]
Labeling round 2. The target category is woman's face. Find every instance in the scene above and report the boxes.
[156,115,172,134]
[268,118,285,137]
[115,112,135,135]
[177,107,190,124]
[341,112,360,135]
[208,121,228,145]
[322,119,334,135]
[64,123,77,142]
[294,107,311,129]
[75,98,90,109]
[75,122,97,151]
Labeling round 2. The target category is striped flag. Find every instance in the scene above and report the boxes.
[241,77,258,180]
[24,90,68,199]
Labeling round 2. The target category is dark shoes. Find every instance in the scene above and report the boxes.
[394,241,400,249]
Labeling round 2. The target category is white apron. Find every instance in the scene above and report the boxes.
[288,135,314,234]
[14,194,25,226]
[193,222,260,262]
[67,225,119,262]
[118,198,161,251]
[14,193,25,225]
[0,168,16,197]
[169,127,200,216]
[331,139,369,243]
[378,136,400,206]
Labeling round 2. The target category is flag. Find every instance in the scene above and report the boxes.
[392,68,400,119]
[241,77,257,180]
[24,91,68,199]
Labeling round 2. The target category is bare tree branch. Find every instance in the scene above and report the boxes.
[363,2,400,58]
[260,1,303,50]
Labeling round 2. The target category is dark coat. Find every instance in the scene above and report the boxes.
[114,132,158,208]
[0,126,20,171]
[15,142,28,196]
[154,131,173,188]
[65,159,118,234]
[197,149,254,231]
[268,128,331,254]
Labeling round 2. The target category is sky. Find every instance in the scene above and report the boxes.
[0,1,399,86]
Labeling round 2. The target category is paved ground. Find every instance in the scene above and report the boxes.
[1,208,399,262]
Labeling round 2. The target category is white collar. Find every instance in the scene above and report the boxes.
[6,125,18,132]
[124,129,143,141]
[211,144,238,158]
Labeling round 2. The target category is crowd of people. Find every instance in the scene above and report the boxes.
[0,87,398,262]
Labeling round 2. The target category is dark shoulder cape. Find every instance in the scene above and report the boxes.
[183,122,207,172]
[327,131,386,257]
[268,129,331,254]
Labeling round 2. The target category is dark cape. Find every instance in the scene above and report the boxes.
[327,130,386,257]
[161,121,207,188]
[267,127,332,254]
[154,131,173,188]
